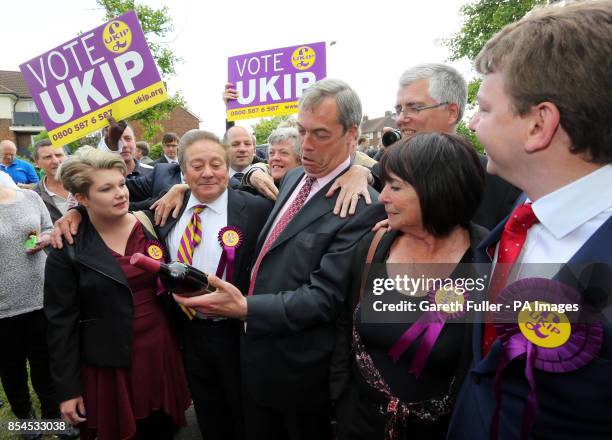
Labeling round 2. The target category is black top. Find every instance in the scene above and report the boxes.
[353,229,481,403]
[333,224,488,439]
[331,223,489,402]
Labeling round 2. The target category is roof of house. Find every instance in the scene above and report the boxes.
[360,112,397,134]
[174,105,202,122]
[0,70,32,98]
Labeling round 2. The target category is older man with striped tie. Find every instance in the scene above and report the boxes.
[159,129,273,440]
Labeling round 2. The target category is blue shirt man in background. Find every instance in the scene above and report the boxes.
[0,140,38,185]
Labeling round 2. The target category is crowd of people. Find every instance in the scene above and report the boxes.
[0,1,611,439]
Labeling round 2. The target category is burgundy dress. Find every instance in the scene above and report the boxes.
[80,222,190,440]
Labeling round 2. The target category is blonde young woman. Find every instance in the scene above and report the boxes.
[44,148,190,440]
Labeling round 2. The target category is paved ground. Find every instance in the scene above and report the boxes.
[174,405,201,439]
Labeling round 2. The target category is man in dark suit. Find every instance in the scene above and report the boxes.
[447,2,612,438]
[157,129,273,440]
[223,125,263,188]
[126,162,182,211]
[153,132,180,165]
[175,79,386,440]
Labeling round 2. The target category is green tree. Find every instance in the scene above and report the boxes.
[32,130,100,155]
[444,0,548,151]
[252,115,293,144]
[446,0,547,63]
[97,0,184,141]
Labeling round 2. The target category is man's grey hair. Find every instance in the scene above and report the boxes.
[178,129,228,172]
[267,127,301,158]
[398,63,467,122]
[298,78,362,132]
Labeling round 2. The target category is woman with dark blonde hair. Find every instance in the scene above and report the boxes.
[44,147,190,440]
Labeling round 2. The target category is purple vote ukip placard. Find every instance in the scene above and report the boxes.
[227,42,326,121]
[20,10,167,146]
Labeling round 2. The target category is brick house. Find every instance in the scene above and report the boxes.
[0,70,201,153]
[360,111,397,147]
[130,106,201,144]
[0,70,45,157]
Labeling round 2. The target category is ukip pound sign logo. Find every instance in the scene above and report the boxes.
[291,46,316,70]
[103,20,132,54]
[518,302,571,348]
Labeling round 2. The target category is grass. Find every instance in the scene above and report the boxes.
[0,364,56,440]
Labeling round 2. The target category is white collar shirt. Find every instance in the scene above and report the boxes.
[164,155,179,164]
[497,165,612,280]
[42,176,69,215]
[167,189,229,280]
[265,157,351,243]
[230,165,252,178]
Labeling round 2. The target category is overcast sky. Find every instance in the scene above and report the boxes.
[2,0,474,137]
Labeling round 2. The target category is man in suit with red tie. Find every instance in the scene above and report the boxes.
[446,2,612,439]
[175,79,386,440]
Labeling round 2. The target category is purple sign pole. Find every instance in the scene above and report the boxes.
[20,10,167,146]
[227,42,326,121]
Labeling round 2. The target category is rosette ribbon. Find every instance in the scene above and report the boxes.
[143,239,168,297]
[388,287,468,378]
[490,277,603,440]
[216,227,243,283]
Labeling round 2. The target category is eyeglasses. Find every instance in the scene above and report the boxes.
[165,143,179,148]
[394,102,449,116]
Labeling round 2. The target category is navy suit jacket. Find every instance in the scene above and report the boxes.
[126,163,182,211]
[153,156,170,165]
[447,215,612,440]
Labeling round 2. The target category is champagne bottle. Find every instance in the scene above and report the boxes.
[130,253,215,296]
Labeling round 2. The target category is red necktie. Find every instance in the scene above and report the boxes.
[482,203,539,355]
[248,176,316,295]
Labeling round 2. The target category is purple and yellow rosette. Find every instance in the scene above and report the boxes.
[216,226,243,283]
[388,284,469,378]
[144,239,168,296]
[145,239,166,261]
[490,277,603,440]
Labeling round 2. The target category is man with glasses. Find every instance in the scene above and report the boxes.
[155,132,180,164]
[371,63,521,229]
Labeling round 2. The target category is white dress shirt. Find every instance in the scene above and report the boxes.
[264,157,351,244]
[167,190,229,279]
[229,165,252,178]
[164,155,179,164]
[497,165,612,280]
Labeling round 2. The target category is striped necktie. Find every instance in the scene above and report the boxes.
[176,204,205,319]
